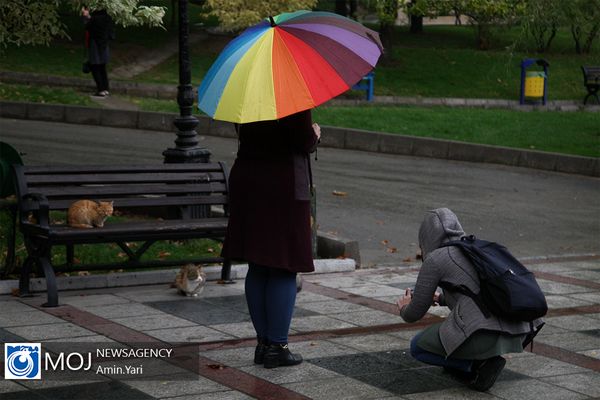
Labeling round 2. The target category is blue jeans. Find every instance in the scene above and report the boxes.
[245,263,297,344]
[410,331,473,372]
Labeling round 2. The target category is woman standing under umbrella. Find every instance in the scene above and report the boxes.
[222,109,321,369]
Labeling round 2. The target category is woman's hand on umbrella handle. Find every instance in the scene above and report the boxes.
[312,123,321,140]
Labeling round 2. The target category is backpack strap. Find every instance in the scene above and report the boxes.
[438,282,492,318]
[522,321,545,351]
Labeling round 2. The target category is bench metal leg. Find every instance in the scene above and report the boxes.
[66,244,75,267]
[220,258,235,284]
[19,256,35,297]
[38,257,59,308]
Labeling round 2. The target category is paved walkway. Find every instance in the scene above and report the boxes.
[1,256,599,399]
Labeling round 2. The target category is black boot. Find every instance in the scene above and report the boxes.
[254,338,269,364]
[263,343,303,369]
[469,356,506,392]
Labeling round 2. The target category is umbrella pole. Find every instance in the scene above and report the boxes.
[163,0,211,165]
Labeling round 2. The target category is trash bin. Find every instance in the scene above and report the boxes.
[520,58,549,105]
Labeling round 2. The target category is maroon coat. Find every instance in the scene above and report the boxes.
[221,110,318,273]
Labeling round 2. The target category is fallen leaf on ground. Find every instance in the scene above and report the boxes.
[332,190,347,197]
[381,240,389,245]
[207,364,226,370]
[402,257,412,262]
[158,251,171,259]
[77,271,90,276]
[386,247,397,253]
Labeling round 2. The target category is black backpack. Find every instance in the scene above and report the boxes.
[440,235,548,322]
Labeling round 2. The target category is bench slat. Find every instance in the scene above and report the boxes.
[46,218,228,242]
[25,172,224,185]
[48,195,229,210]
[23,163,226,174]
[32,182,227,198]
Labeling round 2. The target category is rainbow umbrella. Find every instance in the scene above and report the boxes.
[198,10,383,123]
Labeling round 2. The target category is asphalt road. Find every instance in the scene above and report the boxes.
[2,118,599,266]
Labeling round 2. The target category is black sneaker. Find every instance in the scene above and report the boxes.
[469,356,506,392]
[263,343,302,369]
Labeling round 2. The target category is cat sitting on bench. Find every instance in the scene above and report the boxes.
[67,200,113,228]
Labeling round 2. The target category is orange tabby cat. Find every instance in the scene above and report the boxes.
[67,200,113,228]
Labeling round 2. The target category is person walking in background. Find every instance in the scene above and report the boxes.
[82,6,114,97]
[221,110,320,369]
[397,208,543,391]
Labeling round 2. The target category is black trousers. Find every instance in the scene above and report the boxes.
[90,64,109,92]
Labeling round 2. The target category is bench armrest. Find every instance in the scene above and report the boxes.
[20,193,50,229]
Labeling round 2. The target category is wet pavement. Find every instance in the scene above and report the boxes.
[1,256,599,399]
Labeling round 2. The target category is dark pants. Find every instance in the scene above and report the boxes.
[90,64,109,92]
[410,331,473,372]
[245,263,297,344]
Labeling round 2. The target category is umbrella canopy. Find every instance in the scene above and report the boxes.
[198,10,383,123]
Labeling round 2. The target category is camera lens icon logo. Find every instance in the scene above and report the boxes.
[4,343,41,380]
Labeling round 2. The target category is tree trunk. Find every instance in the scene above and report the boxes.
[410,15,423,33]
[171,0,177,28]
[582,22,600,53]
[571,24,582,54]
[335,0,348,17]
[477,24,491,50]
[380,23,394,61]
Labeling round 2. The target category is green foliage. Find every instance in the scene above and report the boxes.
[203,0,318,32]
[376,0,399,26]
[562,0,600,54]
[521,0,562,53]
[71,0,166,29]
[0,0,166,48]
[0,0,67,47]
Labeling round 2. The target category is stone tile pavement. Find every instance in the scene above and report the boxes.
[1,256,599,399]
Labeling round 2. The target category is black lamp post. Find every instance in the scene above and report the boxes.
[163,0,211,164]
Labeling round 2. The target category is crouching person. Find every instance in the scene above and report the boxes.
[397,208,543,392]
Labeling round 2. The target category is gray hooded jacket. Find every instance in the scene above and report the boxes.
[400,208,536,355]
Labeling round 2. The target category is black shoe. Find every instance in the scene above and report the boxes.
[263,343,302,369]
[469,356,506,392]
[443,366,476,381]
[254,340,268,364]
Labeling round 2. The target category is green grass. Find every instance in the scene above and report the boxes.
[313,106,600,158]
[0,82,95,106]
[0,210,220,278]
[1,83,596,158]
[132,25,599,100]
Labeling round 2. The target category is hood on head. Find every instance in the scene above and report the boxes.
[418,208,465,259]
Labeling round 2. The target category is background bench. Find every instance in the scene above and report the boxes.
[13,163,231,307]
[581,66,600,105]
[352,72,375,101]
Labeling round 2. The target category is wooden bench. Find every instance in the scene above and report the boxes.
[352,72,375,101]
[582,66,600,105]
[12,163,231,307]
